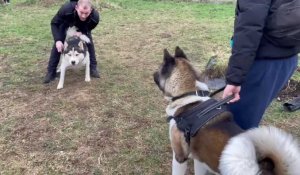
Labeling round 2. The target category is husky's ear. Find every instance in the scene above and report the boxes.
[164,49,175,65]
[78,41,84,50]
[64,42,68,51]
[175,46,187,59]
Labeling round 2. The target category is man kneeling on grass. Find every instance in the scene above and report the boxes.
[44,0,100,83]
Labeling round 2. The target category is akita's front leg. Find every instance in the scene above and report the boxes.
[57,65,66,89]
[172,152,187,175]
[194,159,209,175]
[85,56,91,82]
[169,119,189,175]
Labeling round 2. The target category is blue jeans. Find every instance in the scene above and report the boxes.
[229,55,298,130]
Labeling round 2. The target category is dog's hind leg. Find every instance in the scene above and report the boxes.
[170,119,188,175]
[85,54,91,82]
[172,152,187,175]
[57,65,66,89]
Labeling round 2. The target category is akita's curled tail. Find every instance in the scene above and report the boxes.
[219,126,300,175]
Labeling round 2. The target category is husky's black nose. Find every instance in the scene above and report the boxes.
[71,61,76,65]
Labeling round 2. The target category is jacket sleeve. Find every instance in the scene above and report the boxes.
[87,9,100,31]
[74,9,100,35]
[50,3,73,42]
[226,0,272,85]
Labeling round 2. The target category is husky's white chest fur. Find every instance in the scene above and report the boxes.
[57,27,91,89]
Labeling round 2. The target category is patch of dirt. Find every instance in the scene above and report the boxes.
[0,54,10,73]
[278,79,300,102]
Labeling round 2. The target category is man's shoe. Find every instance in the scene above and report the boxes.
[43,72,56,84]
[90,69,100,78]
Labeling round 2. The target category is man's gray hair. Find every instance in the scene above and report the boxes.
[77,0,93,8]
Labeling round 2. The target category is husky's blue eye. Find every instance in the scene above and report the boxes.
[75,53,79,56]
[68,53,72,57]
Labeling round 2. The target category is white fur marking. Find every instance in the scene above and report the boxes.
[195,81,209,91]
[172,151,188,175]
[66,26,77,38]
[194,159,208,175]
[166,96,210,116]
[219,126,300,175]
[169,119,176,141]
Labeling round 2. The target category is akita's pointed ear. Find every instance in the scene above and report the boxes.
[164,49,175,64]
[175,46,187,59]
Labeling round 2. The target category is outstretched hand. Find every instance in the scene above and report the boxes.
[222,84,241,103]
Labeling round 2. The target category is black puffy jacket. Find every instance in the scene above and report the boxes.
[51,1,100,42]
[226,0,300,86]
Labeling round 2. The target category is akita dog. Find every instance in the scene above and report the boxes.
[57,26,91,89]
[153,47,300,175]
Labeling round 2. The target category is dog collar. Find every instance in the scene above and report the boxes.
[171,86,226,102]
[171,90,210,101]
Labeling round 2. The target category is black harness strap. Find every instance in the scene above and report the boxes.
[209,86,225,97]
[169,95,234,144]
[194,95,234,120]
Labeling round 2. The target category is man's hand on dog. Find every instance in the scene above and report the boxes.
[222,84,241,103]
[56,41,64,53]
[55,32,82,53]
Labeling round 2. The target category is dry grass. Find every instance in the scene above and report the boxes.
[0,0,299,174]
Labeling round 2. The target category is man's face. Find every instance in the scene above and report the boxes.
[75,5,92,21]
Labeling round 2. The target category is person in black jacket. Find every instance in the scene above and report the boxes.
[44,0,100,83]
[222,0,299,130]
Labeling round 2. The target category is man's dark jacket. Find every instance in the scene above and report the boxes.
[226,0,300,86]
[51,2,100,42]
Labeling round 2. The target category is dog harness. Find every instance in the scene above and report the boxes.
[168,95,234,144]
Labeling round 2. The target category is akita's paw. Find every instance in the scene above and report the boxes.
[57,84,63,89]
[175,155,188,163]
[85,78,91,82]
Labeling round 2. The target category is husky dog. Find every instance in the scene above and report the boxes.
[153,47,300,175]
[57,26,91,89]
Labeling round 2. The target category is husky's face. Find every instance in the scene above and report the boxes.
[153,47,205,98]
[63,36,87,66]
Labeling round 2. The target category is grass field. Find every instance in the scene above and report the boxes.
[0,0,299,174]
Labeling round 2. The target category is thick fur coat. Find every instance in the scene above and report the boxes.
[153,47,300,175]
